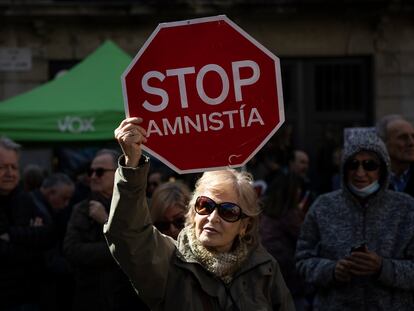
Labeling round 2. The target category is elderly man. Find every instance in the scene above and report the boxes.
[64,148,148,311]
[0,137,50,310]
[0,137,23,249]
[30,173,74,216]
[376,115,414,197]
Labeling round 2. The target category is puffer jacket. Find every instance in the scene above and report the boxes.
[296,128,414,310]
[104,157,295,311]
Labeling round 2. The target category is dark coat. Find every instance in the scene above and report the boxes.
[389,163,414,198]
[0,185,52,309]
[104,158,295,311]
[29,189,74,311]
[260,210,305,297]
[64,194,148,311]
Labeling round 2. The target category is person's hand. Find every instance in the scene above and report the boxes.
[114,117,147,167]
[88,200,109,225]
[30,217,43,227]
[335,259,352,282]
[346,247,382,277]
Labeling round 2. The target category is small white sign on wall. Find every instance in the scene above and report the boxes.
[0,47,32,72]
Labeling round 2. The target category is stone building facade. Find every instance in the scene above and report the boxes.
[1,0,413,182]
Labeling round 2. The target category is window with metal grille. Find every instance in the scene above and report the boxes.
[314,60,368,112]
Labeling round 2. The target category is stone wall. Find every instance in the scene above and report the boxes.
[1,2,413,122]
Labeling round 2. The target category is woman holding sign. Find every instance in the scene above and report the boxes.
[104,117,294,311]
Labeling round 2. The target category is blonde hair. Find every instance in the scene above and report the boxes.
[150,181,191,222]
[187,169,261,246]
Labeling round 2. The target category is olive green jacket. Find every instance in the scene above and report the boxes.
[104,159,294,311]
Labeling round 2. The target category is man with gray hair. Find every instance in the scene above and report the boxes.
[0,136,21,196]
[376,114,414,197]
[0,136,50,310]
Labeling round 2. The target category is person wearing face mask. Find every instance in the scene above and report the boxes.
[296,128,414,311]
[104,117,294,311]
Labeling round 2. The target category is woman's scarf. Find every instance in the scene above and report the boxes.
[182,226,249,284]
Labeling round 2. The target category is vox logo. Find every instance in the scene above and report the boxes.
[58,116,95,133]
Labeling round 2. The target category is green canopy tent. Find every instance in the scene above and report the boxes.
[0,40,131,141]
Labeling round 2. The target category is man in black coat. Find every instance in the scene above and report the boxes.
[64,149,149,311]
[377,115,414,197]
[0,137,53,310]
[28,173,75,311]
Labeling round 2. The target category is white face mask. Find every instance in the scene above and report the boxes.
[348,180,380,198]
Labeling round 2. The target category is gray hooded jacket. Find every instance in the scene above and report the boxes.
[296,129,414,310]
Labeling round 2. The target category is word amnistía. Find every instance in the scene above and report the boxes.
[147,105,264,137]
[140,60,265,137]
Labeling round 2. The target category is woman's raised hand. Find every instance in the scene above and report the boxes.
[114,117,147,167]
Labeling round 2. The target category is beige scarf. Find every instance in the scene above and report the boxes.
[182,226,249,284]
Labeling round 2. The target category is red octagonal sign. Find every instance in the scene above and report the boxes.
[122,15,284,174]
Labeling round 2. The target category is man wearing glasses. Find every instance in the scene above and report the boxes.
[64,149,148,311]
[296,128,414,311]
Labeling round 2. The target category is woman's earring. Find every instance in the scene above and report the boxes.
[239,230,246,240]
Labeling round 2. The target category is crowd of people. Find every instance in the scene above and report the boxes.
[1,113,414,310]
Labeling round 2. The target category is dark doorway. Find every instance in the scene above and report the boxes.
[280,56,373,193]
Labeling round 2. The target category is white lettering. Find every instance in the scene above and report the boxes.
[239,104,246,127]
[184,115,202,133]
[196,64,229,105]
[57,116,95,133]
[145,106,264,137]
[166,67,195,109]
[209,112,224,131]
[247,108,265,126]
[202,113,208,131]
[232,60,260,102]
[82,118,95,132]
[141,60,260,110]
[142,71,168,112]
[162,118,183,135]
[222,110,238,129]
[147,120,163,136]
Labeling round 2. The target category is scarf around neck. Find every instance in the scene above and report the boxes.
[181,226,249,284]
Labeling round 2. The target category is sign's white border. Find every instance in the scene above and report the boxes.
[121,15,285,174]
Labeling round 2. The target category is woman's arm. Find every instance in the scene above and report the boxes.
[104,159,175,308]
[104,118,175,308]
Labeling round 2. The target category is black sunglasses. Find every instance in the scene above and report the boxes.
[154,217,186,232]
[347,159,380,172]
[195,196,247,223]
[88,167,115,177]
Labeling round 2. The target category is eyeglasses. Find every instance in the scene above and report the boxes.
[195,196,247,223]
[154,217,186,232]
[346,159,380,172]
[88,167,116,177]
[0,164,18,172]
